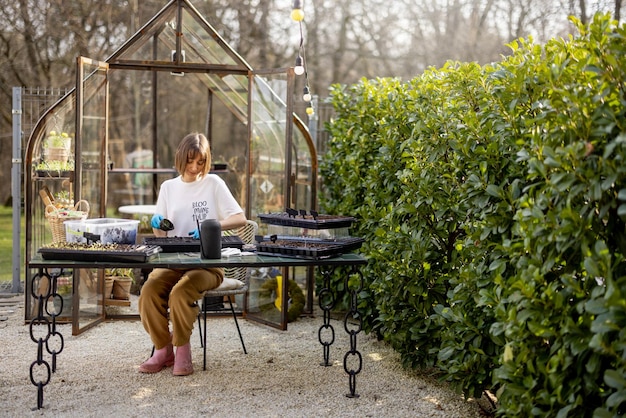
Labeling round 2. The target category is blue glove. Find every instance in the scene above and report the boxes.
[188,228,200,240]
[151,214,164,229]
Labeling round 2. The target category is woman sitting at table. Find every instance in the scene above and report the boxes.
[138,132,246,376]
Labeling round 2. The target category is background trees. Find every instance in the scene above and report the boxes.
[0,0,623,204]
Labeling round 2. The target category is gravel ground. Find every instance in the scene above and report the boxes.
[0,293,488,417]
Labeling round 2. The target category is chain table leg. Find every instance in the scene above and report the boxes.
[343,266,363,398]
[318,264,364,398]
[317,266,336,366]
[29,268,65,410]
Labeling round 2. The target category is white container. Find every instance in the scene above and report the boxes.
[64,218,139,244]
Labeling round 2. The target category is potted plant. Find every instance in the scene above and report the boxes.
[138,214,152,234]
[104,276,114,299]
[42,131,73,163]
[105,268,135,300]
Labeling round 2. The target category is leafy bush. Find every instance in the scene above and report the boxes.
[320,13,626,417]
[491,15,626,417]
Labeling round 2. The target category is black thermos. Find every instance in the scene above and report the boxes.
[200,219,221,259]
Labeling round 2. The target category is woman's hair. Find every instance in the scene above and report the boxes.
[174,132,212,177]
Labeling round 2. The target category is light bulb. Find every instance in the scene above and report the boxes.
[306,106,314,116]
[291,8,304,21]
[303,86,311,102]
[291,0,304,21]
[294,56,305,75]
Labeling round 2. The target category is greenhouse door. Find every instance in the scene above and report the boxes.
[72,57,110,335]
[245,69,298,330]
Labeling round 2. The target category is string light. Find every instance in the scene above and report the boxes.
[291,0,304,21]
[294,55,305,75]
[290,0,314,117]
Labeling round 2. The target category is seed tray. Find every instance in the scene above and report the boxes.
[143,236,244,253]
[258,209,356,230]
[255,236,364,259]
[39,244,162,263]
[35,170,73,178]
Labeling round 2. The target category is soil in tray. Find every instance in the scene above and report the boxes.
[38,243,161,262]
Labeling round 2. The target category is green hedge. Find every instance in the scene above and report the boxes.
[320,14,626,417]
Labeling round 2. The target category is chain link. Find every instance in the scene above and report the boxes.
[318,264,364,398]
[317,267,336,366]
[29,269,65,409]
[343,266,363,398]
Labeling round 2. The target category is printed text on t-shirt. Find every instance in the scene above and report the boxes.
[192,200,211,221]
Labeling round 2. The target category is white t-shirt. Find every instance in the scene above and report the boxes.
[155,174,243,237]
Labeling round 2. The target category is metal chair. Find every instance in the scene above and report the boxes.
[197,219,258,370]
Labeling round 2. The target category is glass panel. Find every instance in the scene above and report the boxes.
[199,74,249,123]
[284,109,317,319]
[104,69,248,223]
[291,121,315,211]
[246,266,311,328]
[181,11,239,66]
[112,2,245,68]
[247,267,284,324]
[54,272,74,321]
[249,74,289,221]
[110,7,177,61]
[107,69,160,211]
[74,57,109,333]
[289,266,314,316]
[108,2,251,127]
[77,58,108,214]
[25,92,76,321]
[30,95,77,253]
[246,71,291,329]
[75,268,105,329]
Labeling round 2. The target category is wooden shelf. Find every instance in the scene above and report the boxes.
[104,298,131,307]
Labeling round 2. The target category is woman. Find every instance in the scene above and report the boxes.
[138,132,246,376]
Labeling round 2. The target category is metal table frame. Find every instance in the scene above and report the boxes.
[28,252,367,409]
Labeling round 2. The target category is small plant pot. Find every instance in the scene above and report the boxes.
[44,147,70,163]
[104,277,114,299]
[111,277,133,300]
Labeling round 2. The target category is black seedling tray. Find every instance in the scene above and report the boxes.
[258,208,356,230]
[39,244,162,263]
[143,236,244,252]
[255,236,364,259]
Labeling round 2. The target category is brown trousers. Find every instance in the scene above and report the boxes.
[138,267,223,348]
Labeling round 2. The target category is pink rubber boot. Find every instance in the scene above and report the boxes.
[138,344,175,373]
[173,343,193,376]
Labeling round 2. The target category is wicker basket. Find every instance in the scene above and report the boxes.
[45,200,90,243]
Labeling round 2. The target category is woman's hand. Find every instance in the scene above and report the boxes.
[151,214,164,229]
[151,213,168,237]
